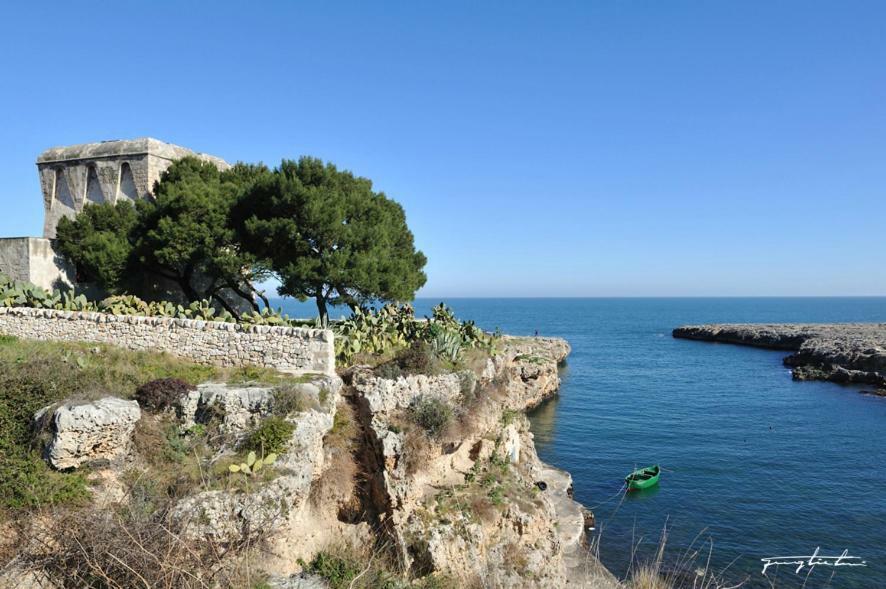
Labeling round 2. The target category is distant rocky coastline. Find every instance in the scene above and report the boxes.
[673,323,886,396]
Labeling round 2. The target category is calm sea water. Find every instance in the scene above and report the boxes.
[273,297,886,588]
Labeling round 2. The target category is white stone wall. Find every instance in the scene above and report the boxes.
[0,238,30,282]
[0,307,335,375]
[0,238,74,290]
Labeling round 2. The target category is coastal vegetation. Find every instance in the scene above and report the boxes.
[0,335,273,512]
[231,157,427,325]
[55,155,427,324]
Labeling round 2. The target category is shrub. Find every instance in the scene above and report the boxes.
[398,341,441,375]
[0,337,234,512]
[15,503,270,588]
[271,384,319,416]
[245,416,295,454]
[408,396,453,437]
[375,361,403,380]
[300,544,405,589]
[304,551,362,589]
[134,377,195,412]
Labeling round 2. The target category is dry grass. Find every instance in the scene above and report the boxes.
[11,503,271,589]
[310,401,361,520]
[625,525,747,589]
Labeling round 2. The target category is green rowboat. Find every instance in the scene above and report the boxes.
[625,465,660,491]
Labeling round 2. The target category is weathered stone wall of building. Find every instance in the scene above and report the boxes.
[0,307,335,376]
[0,237,74,290]
[37,138,229,238]
[0,238,29,282]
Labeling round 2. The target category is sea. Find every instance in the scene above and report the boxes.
[271,297,886,588]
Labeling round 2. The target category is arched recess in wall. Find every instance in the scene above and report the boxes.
[54,169,76,210]
[85,165,105,204]
[118,163,138,201]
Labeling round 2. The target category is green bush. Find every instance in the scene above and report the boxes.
[335,303,498,366]
[303,552,362,589]
[409,396,453,437]
[300,548,407,589]
[245,416,295,454]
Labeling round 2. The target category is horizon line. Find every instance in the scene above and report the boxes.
[266,294,886,300]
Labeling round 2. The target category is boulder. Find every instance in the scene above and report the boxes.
[179,384,275,433]
[40,397,141,470]
[179,376,343,435]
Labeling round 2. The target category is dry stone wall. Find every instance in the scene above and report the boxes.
[0,307,334,375]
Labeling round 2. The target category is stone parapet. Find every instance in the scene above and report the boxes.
[0,306,335,375]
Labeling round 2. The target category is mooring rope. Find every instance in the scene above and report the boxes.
[586,482,628,510]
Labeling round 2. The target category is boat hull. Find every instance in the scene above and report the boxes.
[625,465,660,491]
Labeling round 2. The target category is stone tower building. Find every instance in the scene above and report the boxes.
[0,138,228,290]
[37,138,229,238]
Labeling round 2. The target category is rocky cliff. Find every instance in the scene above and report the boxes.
[673,323,886,394]
[329,335,617,587]
[5,336,619,589]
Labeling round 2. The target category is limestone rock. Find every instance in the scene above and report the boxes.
[172,379,341,545]
[345,336,620,588]
[40,397,141,470]
[352,370,461,414]
[266,574,329,589]
[179,384,275,433]
[178,375,342,436]
[674,323,886,388]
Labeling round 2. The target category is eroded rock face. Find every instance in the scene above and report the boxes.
[172,375,343,547]
[39,397,141,470]
[491,336,571,411]
[179,375,344,436]
[179,383,275,434]
[352,371,461,415]
[345,336,617,588]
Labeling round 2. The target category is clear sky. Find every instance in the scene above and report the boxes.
[1,2,884,297]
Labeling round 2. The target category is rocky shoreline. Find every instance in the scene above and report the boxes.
[673,323,886,395]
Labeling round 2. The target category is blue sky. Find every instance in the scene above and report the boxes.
[1,2,884,297]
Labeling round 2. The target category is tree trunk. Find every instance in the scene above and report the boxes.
[225,282,261,313]
[315,296,328,327]
[211,292,242,320]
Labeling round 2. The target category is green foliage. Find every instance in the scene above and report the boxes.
[234,157,427,325]
[271,384,320,416]
[55,200,139,293]
[0,275,307,327]
[336,303,497,367]
[54,159,272,313]
[302,552,362,589]
[500,409,519,427]
[299,549,408,589]
[98,294,150,315]
[335,304,416,364]
[245,416,295,454]
[133,157,272,313]
[0,274,96,311]
[0,337,243,513]
[409,395,453,437]
[240,306,292,325]
[227,449,278,476]
[431,329,462,363]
